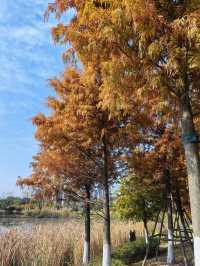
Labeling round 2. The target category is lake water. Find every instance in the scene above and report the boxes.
[0,214,66,233]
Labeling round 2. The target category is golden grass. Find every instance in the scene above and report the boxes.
[0,220,145,266]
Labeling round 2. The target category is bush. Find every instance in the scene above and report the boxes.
[112,238,158,264]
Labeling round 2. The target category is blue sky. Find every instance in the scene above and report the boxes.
[0,0,72,197]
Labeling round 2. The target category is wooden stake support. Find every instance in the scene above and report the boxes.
[151,171,193,266]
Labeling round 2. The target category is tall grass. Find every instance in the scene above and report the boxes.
[0,220,144,266]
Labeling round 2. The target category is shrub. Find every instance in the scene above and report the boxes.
[112,238,158,264]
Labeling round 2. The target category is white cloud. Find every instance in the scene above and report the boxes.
[0,0,66,96]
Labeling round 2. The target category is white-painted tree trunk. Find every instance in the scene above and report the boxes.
[103,243,111,266]
[181,98,200,266]
[144,227,148,245]
[142,221,149,266]
[165,170,175,265]
[194,236,200,266]
[167,200,175,265]
[82,185,90,265]
[102,135,111,266]
[83,241,90,265]
[167,227,175,265]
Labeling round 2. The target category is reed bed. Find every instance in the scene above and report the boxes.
[0,220,144,266]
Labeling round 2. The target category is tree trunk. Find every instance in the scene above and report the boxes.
[54,190,60,209]
[181,97,200,266]
[142,218,149,266]
[83,185,91,265]
[167,196,175,265]
[102,136,111,266]
[166,170,175,265]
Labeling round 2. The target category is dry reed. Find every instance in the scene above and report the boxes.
[0,220,144,266]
